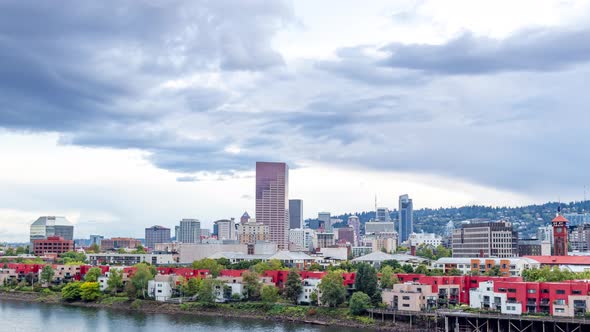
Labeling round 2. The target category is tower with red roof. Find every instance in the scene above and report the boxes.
[552,212,569,256]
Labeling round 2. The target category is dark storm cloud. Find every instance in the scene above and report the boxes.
[379,28,590,74]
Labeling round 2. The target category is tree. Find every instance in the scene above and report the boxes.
[192,258,223,277]
[186,277,200,296]
[242,271,262,300]
[125,282,137,299]
[80,282,101,301]
[307,262,324,271]
[253,259,283,274]
[197,279,216,303]
[62,281,82,301]
[88,243,100,253]
[261,285,279,303]
[84,267,103,282]
[485,266,501,277]
[318,271,346,307]
[15,246,26,255]
[414,264,429,275]
[379,265,398,289]
[401,264,414,273]
[284,269,303,304]
[349,291,371,315]
[354,263,378,299]
[5,248,15,256]
[133,245,146,254]
[107,269,123,295]
[131,263,153,298]
[40,265,54,286]
[60,251,86,264]
[215,258,231,268]
[381,260,401,270]
[447,268,462,276]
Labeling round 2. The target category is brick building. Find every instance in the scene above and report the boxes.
[32,236,74,255]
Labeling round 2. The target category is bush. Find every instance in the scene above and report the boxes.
[40,288,53,296]
[349,292,371,315]
[131,299,142,309]
[307,308,317,316]
[61,282,82,302]
[261,285,279,303]
[180,303,189,311]
[80,282,101,302]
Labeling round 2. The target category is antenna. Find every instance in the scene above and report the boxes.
[375,194,377,213]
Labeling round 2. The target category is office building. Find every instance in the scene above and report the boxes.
[570,224,590,252]
[517,238,542,256]
[289,228,314,252]
[214,219,236,241]
[100,237,142,250]
[376,207,391,222]
[32,236,74,256]
[289,199,303,229]
[30,216,74,242]
[337,227,355,245]
[318,212,331,231]
[177,219,201,244]
[452,220,518,258]
[365,221,395,234]
[145,225,171,249]
[348,216,361,246]
[89,235,104,247]
[174,226,180,241]
[398,194,413,243]
[408,232,442,247]
[240,211,251,224]
[312,232,335,249]
[256,162,289,249]
[237,219,270,244]
[563,213,590,227]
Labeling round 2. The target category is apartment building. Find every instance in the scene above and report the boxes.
[452,220,518,258]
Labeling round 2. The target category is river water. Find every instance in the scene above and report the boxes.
[0,299,371,332]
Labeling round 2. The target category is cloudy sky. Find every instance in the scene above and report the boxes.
[2,0,590,242]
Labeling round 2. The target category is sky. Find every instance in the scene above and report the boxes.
[1,0,590,242]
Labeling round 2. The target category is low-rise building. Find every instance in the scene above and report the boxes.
[237,219,270,244]
[469,281,522,315]
[408,232,442,247]
[100,237,142,251]
[431,257,540,276]
[32,236,74,256]
[382,283,437,312]
[352,252,427,269]
[87,253,175,266]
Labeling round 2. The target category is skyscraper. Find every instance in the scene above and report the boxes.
[289,199,303,229]
[255,162,289,249]
[318,212,331,231]
[376,207,391,222]
[398,194,413,243]
[145,225,171,249]
[177,219,201,244]
[214,219,236,240]
[30,216,74,242]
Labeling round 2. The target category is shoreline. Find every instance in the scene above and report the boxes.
[0,291,415,331]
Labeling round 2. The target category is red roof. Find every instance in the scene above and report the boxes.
[525,256,590,265]
[552,215,569,223]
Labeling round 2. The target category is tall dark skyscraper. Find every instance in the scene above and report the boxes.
[289,199,303,229]
[398,194,413,243]
[256,162,289,249]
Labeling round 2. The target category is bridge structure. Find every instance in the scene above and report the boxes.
[367,309,590,332]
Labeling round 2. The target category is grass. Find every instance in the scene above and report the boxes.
[100,296,129,305]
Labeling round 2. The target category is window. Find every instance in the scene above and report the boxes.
[554,299,565,305]
[402,296,410,300]
[555,308,565,313]
[573,290,582,295]
[498,288,507,292]
[508,288,516,293]
[541,289,549,294]
[527,289,536,294]
[556,289,565,295]
[403,304,410,307]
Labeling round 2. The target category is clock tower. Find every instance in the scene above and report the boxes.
[552,214,568,256]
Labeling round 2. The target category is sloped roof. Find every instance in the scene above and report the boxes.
[268,250,313,261]
[525,256,590,265]
[552,215,569,223]
[31,216,72,227]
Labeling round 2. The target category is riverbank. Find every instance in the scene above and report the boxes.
[0,290,420,331]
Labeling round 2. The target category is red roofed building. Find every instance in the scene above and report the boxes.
[32,236,74,256]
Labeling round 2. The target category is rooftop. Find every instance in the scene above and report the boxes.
[524,256,590,265]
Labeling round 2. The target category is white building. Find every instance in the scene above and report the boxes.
[469,281,522,315]
[214,219,236,241]
[376,207,391,222]
[408,232,442,247]
[289,228,314,252]
[365,221,395,234]
[148,275,176,302]
[298,278,321,305]
[87,253,175,266]
[177,219,201,244]
[431,257,541,276]
[352,251,427,268]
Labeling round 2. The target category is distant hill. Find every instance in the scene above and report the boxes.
[305,200,590,238]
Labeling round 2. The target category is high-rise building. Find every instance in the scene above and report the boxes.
[214,219,236,241]
[365,221,395,234]
[30,216,74,243]
[255,162,289,249]
[569,224,590,252]
[240,211,251,224]
[348,216,361,246]
[452,220,518,258]
[289,199,303,229]
[145,225,171,249]
[337,227,355,245]
[398,194,413,243]
[174,226,180,241]
[289,228,314,252]
[376,207,391,222]
[89,235,104,247]
[563,213,590,227]
[237,219,270,244]
[552,214,568,256]
[318,212,331,231]
[177,219,201,244]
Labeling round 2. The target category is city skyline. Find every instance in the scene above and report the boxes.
[2,1,590,242]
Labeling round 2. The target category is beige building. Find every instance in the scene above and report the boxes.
[382,283,437,312]
[237,219,270,244]
[452,220,518,258]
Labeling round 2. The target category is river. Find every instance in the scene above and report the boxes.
[0,299,371,332]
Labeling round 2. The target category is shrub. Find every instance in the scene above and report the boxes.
[131,299,142,309]
[349,292,371,315]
